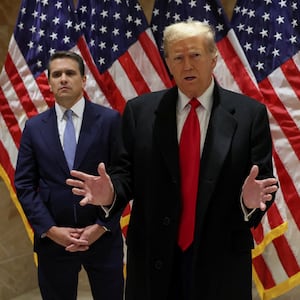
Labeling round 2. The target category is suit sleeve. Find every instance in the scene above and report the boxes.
[14,121,56,237]
[95,109,129,230]
[246,103,277,227]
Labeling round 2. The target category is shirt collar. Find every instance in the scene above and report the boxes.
[177,78,215,113]
[55,97,85,121]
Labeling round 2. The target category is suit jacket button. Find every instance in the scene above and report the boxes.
[162,217,170,226]
[154,260,163,270]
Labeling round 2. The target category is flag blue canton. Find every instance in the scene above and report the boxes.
[150,0,230,58]
[14,0,82,78]
[231,0,300,82]
[76,0,149,73]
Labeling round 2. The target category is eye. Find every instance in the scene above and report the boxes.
[173,55,183,62]
[51,71,61,78]
[66,70,77,76]
[191,53,201,59]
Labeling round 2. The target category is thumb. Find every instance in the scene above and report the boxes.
[97,162,107,177]
[247,165,259,181]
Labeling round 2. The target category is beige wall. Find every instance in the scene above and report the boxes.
[0,1,241,299]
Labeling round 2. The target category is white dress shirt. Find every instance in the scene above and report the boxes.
[176,79,214,153]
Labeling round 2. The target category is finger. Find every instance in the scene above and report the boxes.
[70,170,93,181]
[70,237,89,245]
[66,178,84,188]
[65,244,76,251]
[74,246,89,252]
[71,187,87,196]
[262,178,278,187]
[264,184,278,194]
[80,197,90,206]
[259,201,267,211]
[70,233,81,238]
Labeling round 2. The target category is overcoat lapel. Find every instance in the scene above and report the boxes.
[194,86,238,238]
[153,87,180,182]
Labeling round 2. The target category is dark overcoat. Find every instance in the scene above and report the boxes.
[111,84,275,300]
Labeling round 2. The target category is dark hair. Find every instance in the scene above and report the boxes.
[47,51,85,77]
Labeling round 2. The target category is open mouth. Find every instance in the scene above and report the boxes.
[184,76,196,81]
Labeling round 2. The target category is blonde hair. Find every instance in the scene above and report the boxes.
[163,21,217,58]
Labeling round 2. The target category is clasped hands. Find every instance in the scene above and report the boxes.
[46,223,107,252]
[66,163,278,212]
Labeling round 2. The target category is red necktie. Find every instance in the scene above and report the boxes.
[178,98,201,251]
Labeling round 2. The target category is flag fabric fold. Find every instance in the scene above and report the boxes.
[231,2,300,298]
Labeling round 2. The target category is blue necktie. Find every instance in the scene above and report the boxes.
[63,109,76,170]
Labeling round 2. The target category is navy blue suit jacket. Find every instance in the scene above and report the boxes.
[14,99,122,253]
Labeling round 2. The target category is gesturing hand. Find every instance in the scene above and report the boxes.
[242,165,278,211]
[66,162,115,206]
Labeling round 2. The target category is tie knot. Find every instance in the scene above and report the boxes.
[65,109,73,120]
[189,98,200,109]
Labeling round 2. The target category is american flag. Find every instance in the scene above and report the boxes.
[0,0,172,245]
[231,1,300,299]
[151,0,300,299]
[0,0,83,242]
[75,0,172,112]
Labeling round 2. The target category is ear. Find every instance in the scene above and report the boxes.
[211,54,218,68]
[82,75,87,88]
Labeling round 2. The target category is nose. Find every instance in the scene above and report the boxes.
[60,72,68,82]
[182,57,192,70]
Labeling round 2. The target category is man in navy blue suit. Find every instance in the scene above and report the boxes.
[14,51,124,300]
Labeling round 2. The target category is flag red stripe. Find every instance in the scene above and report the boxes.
[118,51,151,95]
[76,37,126,113]
[273,147,300,230]
[252,223,264,245]
[138,31,172,88]
[259,79,300,159]
[272,235,300,277]
[280,58,300,100]
[0,140,15,188]
[35,73,55,108]
[5,54,38,118]
[0,87,22,148]
[252,254,276,289]
[265,198,285,229]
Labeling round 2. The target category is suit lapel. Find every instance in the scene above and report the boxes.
[74,100,98,169]
[40,107,70,173]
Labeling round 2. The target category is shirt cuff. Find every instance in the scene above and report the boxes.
[240,194,256,221]
[100,192,117,218]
